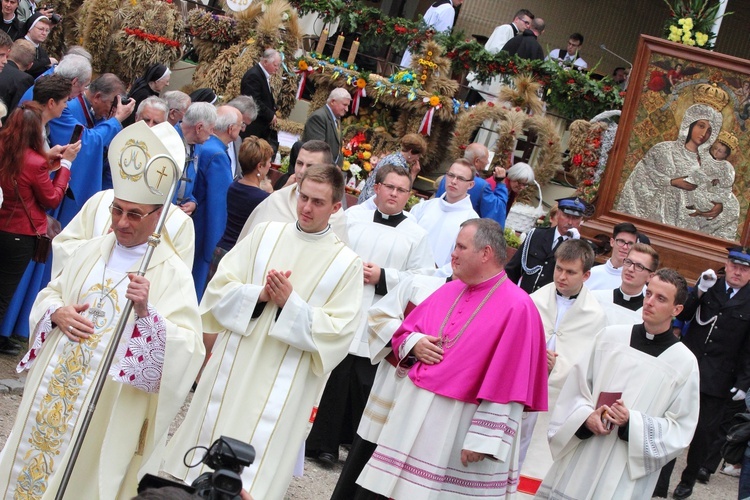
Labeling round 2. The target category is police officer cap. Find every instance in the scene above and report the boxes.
[727,246,750,267]
[555,197,587,217]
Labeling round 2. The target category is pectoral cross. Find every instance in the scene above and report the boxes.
[155,165,168,189]
[89,299,107,326]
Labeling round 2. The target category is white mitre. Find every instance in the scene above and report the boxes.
[107,121,186,205]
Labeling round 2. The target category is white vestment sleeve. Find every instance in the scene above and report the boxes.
[547,341,598,460]
[626,365,700,478]
[368,277,415,362]
[463,401,524,462]
[269,290,316,352]
[399,332,426,359]
[205,283,263,335]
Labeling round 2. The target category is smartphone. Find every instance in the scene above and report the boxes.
[69,124,83,144]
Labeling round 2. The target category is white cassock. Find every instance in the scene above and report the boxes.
[358,274,447,442]
[591,288,644,327]
[585,259,622,291]
[236,182,348,243]
[400,0,455,67]
[518,283,606,497]
[0,234,204,500]
[409,194,477,274]
[536,326,700,499]
[52,188,195,276]
[466,23,518,101]
[161,221,363,499]
[345,206,435,356]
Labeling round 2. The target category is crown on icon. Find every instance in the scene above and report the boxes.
[716,130,739,152]
[693,82,730,111]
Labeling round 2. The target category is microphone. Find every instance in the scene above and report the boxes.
[600,44,632,71]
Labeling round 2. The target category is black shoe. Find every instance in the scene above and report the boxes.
[696,467,711,484]
[317,452,337,467]
[0,337,20,356]
[673,482,693,499]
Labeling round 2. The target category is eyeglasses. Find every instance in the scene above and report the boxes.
[109,203,160,222]
[614,238,635,248]
[623,258,653,273]
[379,183,410,195]
[445,172,473,183]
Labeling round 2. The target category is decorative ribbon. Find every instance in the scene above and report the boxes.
[351,86,366,115]
[418,97,441,136]
[295,69,312,100]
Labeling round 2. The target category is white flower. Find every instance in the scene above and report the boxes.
[349,164,362,176]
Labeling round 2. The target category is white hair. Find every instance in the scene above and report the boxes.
[163,90,191,113]
[507,162,535,183]
[183,102,217,127]
[214,105,241,133]
[327,87,351,103]
[55,54,92,83]
[227,95,258,121]
[137,96,168,117]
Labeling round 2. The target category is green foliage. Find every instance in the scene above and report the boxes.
[504,227,522,248]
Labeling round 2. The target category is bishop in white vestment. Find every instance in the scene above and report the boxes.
[0,122,204,500]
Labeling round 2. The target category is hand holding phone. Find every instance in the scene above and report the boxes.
[69,124,83,144]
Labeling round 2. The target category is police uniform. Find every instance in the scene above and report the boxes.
[672,247,750,499]
[505,197,586,294]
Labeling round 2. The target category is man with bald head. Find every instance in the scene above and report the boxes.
[191,105,243,298]
[435,142,510,227]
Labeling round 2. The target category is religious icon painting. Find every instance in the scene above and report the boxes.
[589,35,750,277]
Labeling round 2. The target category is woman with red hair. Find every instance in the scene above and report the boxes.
[0,101,79,354]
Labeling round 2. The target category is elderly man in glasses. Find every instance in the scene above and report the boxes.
[586,222,644,291]
[306,163,434,467]
[410,158,478,276]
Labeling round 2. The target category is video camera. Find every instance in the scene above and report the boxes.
[138,436,255,500]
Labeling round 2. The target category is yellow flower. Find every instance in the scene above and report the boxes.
[343,160,350,171]
[363,161,372,172]
[298,60,308,71]
[678,17,694,31]
[669,25,682,36]
[695,32,709,46]
[682,32,694,44]
[429,95,440,106]
[427,51,433,57]
[362,151,371,160]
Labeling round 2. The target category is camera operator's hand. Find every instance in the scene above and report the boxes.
[114,97,136,122]
[39,6,55,17]
[239,490,254,500]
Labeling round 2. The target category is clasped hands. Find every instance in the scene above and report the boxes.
[51,274,151,342]
[259,269,293,308]
[585,399,629,435]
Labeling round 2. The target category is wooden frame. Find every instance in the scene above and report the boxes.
[584,35,750,278]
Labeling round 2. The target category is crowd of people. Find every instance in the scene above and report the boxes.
[0,3,747,500]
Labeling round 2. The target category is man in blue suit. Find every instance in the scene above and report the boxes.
[173,102,216,216]
[48,73,134,226]
[192,105,242,299]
